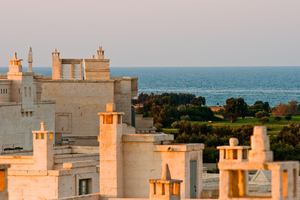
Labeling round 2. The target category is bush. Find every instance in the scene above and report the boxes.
[255,111,269,119]
[285,115,292,121]
[260,117,269,124]
[274,116,282,121]
[180,115,190,121]
[154,123,163,131]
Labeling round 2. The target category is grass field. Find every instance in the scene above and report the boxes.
[163,115,300,135]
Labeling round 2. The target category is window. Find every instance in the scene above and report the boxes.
[161,183,165,195]
[118,115,122,124]
[49,132,53,141]
[282,170,288,198]
[79,179,91,195]
[29,87,31,97]
[293,169,297,197]
[0,170,5,192]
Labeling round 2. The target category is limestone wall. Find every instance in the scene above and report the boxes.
[114,78,137,125]
[0,80,11,103]
[55,193,100,200]
[40,81,114,137]
[7,173,59,200]
[84,59,110,81]
[0,103,55,151]
[58,168,99,199]
[135,115,153,131]
[123,139,162,198]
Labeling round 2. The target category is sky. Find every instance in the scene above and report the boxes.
[0,0,300,67]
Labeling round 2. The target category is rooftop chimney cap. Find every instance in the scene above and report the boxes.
[40,121,45,131]
[229,138,239,146]
[161,164,171,180]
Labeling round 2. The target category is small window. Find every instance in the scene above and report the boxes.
[118,115,121,124]
[162,183,165,195]
[40,133,44,139]
[293,169,297,197]
[0,170,5,192]
[29,87,31,97]
[35,134,39,139]
[79,179,91,195]
[49,132,53,140]
[0,89,2,94]
[5,89,7,94]
[24,87,27,97]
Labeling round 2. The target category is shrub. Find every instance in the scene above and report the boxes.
[260,117,269,124]
[285,115,292,121]
[274,116,282,121]
[255,111,269,119]
[154,123,163,131]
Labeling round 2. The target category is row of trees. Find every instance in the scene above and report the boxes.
[223,98,300,122]
[171,121,300,162]
[135,93,215,127]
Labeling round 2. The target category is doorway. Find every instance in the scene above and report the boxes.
[190,160,197,198]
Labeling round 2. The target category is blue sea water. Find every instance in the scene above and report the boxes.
[1,66,300,106]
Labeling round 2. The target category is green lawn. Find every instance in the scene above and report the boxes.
[163,115,300,135]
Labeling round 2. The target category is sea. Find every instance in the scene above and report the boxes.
[1,66,300,106]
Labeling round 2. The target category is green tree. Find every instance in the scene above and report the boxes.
[223,97,248,122]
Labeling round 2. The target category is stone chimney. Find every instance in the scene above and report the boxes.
[28,47,33,73]
[248,126,273,163]
[52,49,62,80]
[149,164,182,200]
[96,46,105,59]
[32,121,54,170]
[8,52,22,74]
[98,103,124,197]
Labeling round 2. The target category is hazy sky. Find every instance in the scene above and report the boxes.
[0,0,300,67]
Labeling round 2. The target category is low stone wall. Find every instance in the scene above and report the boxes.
[57,193,100,200]
[55,195,215,200]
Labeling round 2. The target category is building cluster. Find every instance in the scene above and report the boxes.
[0,47,298,200]
[0,47,137,150]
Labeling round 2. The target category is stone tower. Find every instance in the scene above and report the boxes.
[149,164,182,200]
[32,122,54,170]
[52,49,62,80]
[28,47,33,73]
[98,103,124,197]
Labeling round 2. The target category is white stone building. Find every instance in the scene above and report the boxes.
[0,103,204,200]
[0,47,137,150]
